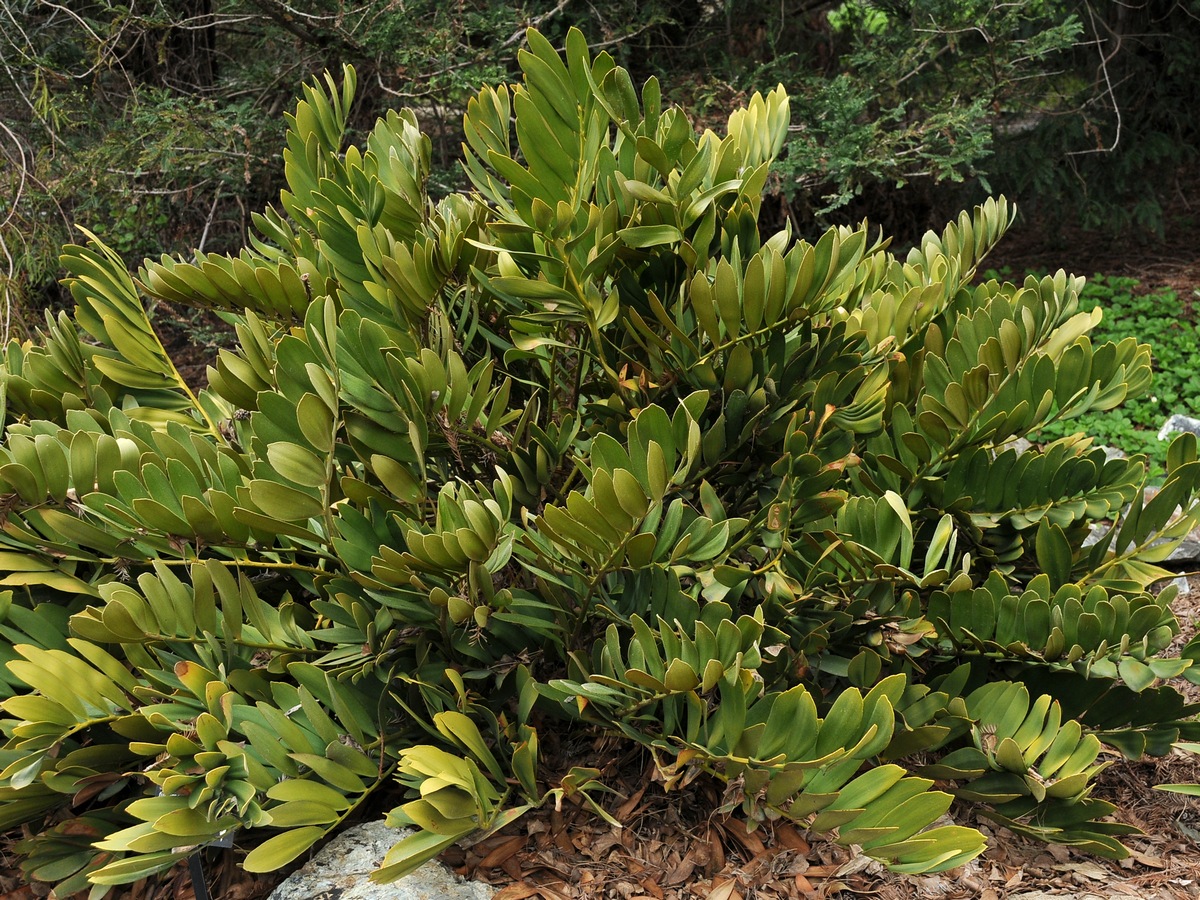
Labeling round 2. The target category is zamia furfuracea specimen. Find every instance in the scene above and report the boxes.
[0,27,1199,894]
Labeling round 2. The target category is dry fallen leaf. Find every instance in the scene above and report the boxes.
[803,865,838,879]
[706,826,725,874]
[773,824,810,855]
[1047,843,1071,864]
[834,852,877,877]
[1127,847,1167,868]
[664,854,697,886]
[639,876,665,899]
[492,882,543,900]
[1055,860,1109,881]
[719,820,767,857]
[616,782,650,820]
[479,835,530,869]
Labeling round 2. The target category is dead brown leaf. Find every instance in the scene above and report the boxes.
[1128,848,1168,868]
[479,835,530,870]
[706,826,725,874]
[716,819,767,857]
[793,873,817,898]
[804,865,839,879]
[773,824,810,855]
[663,853,697,886]
[492,883,544,900]
[617,781,651,821]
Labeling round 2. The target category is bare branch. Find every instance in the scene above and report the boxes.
[240,0,366,54]
[197,187,223,254]
[1068,0,1123,156]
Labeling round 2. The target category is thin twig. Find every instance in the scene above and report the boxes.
[375,0,573,100]
[0,121,30,344]
[1068,0,1122,156]
[197,187,223,254]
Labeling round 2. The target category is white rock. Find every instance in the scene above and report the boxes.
[1082,524,1110,548]
[1168,575,1194,598]
[268,821,494,900]
[998,437,1033,455]
[1159,414,1200,442]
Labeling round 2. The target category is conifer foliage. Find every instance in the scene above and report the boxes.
[1,29,1199,893]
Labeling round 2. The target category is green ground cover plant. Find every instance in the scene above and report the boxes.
[1023,275,1200,480]
[1,30,1200,896]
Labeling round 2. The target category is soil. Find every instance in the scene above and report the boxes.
[984,199,1200,306]
[5,212,1200,900]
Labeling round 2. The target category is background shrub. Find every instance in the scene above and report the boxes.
[2,0,1195,326]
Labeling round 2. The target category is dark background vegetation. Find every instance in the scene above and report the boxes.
[1,0,1197,326]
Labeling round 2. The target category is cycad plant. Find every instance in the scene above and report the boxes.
[1,28,1199,895]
